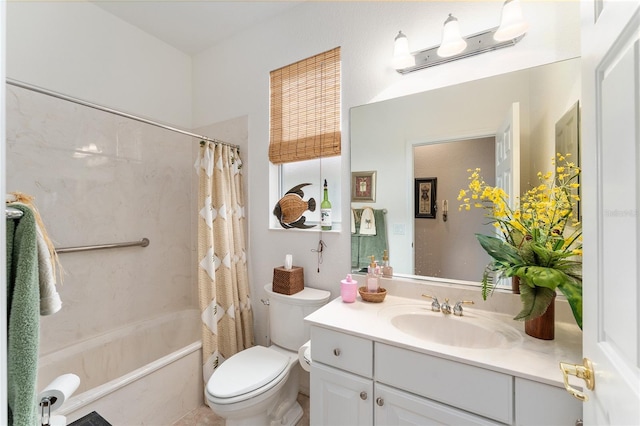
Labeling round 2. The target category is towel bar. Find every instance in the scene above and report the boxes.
[55,238,150,254]
[5,206,23,219]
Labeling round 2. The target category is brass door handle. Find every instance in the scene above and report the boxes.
[559,358,595,402]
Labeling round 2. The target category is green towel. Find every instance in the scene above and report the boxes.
[6,204,39,426]
[351,208,388,270]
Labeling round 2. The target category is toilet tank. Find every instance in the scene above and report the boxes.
[263,284,331,351]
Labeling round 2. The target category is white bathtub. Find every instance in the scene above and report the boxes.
[37,309,203,425]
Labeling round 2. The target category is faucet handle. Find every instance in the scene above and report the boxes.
[421,294,441,312]
[453,300,475,316]
[441,298,452,315]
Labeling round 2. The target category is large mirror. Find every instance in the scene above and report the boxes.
[350,57,581,284]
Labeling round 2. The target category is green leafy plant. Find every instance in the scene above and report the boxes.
[459,154,582,328]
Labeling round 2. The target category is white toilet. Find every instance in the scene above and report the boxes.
[205,284,331,426]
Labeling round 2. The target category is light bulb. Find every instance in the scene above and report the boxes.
[494,0,529,41]
[392,31,415,70]
[437,14,467,58]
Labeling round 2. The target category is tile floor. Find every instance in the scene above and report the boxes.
[172,393,310,426]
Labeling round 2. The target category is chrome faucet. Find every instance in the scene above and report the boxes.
[453,300,475,316]
[440,298,452,315]
[421,294,441,312]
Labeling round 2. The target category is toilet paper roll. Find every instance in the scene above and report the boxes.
[284,254,293,270]
[38,415,66,426]
[298,340,311,372]
[38,373,80,413]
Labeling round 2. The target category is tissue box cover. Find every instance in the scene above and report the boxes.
[273,266,304,295]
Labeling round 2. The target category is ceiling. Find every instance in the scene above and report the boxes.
[91,1,304,55]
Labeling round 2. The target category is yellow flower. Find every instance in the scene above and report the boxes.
[459,153,581,264]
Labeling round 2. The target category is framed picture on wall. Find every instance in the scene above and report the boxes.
[415,177,437,218]
[351,171,376,202]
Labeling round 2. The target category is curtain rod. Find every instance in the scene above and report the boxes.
[6,78,240,151]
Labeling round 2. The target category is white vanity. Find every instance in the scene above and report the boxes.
[305,279,583,425]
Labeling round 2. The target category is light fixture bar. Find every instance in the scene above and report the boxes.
[396,27,525,74]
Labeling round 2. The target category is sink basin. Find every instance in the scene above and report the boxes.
[380,305,522,349]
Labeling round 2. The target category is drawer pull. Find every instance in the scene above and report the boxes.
[333,348,341,356]
[376,397,384,406]
[360,391,367,400]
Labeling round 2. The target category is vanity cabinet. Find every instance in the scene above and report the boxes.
[310,327,502,425]
[310,325,582,426]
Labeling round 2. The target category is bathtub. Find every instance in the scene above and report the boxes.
[37,309,203,425]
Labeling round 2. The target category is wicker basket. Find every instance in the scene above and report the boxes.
[273,266,304,295]
[358,286,387,303]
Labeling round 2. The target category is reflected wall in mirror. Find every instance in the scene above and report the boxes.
[350,58,581,283]
[413,137,494,281]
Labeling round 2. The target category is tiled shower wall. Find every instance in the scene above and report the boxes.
[6,85,196,355]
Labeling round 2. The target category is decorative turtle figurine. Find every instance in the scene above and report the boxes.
[273,183,316,229]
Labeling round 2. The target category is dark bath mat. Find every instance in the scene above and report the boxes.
[68,411,113,426]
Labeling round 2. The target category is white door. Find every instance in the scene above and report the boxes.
[578,0,640,424]
[495,102,521,208]
[495,102,521,288]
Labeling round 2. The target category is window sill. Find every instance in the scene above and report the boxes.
[269,222,342,233]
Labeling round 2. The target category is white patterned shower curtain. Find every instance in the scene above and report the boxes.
[196,141,254,382]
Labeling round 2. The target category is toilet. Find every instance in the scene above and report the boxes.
[205,284,331,426]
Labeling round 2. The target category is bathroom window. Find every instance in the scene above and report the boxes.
[269,46,341,164]
[269,47,342,230]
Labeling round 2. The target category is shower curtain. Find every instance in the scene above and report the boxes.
[197,141,254,382]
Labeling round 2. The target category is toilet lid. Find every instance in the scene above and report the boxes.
[206,346,289,399]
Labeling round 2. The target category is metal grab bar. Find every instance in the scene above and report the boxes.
[56,238,150,254]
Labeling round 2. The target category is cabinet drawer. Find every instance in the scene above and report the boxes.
[376,343,513,424]
[311,326,373,378]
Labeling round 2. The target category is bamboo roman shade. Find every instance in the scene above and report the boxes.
[269,47,341,164]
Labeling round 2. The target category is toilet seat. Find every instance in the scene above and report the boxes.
[206,346,290,405]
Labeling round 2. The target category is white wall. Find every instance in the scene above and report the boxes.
[191,0,580,345]
[6,1,192,128]
[413,138,495,281]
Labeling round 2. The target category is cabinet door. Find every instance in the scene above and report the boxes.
[515,378,582,426]
[375,384,502,426]
[311,362,373,426]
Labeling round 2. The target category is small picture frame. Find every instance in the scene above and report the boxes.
[415,177,437,218]
[351,171,376,202]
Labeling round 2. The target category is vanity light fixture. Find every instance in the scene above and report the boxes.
[393,0,529,74]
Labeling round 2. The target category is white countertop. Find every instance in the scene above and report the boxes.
[305,293,583,388]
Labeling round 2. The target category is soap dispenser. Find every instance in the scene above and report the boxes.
[381,250,393,278]
[340,274,358,303]
[366,256,380,292]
